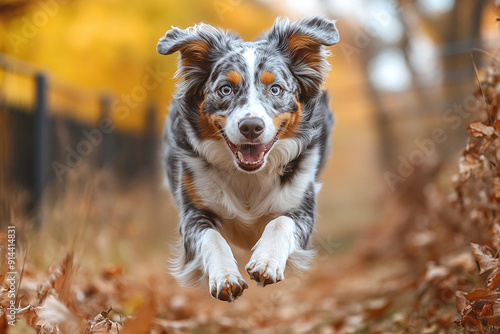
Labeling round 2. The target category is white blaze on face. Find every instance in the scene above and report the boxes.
[225,47,276,145]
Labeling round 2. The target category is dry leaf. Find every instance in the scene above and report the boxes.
[456,291,468,315]
[488,269,500,290]
[17,306,39,326]
[0,312,8,334]
[482,314,500,326]
[89,312,122,334]
[492,223,500,250]
[38,253,74,304]
[37,296,85,334]
[471,243,499,274]
[461,313,484,332]
[495,178,500,201]
[464,289,500,302]
[480,304,494,317]
[467,121,496,138]
[121,298,156,334]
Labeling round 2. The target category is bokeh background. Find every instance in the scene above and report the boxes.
[0,0,499,333]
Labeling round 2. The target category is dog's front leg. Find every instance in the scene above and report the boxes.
[246,184,317,286]
[174,208,248,301]
[245,216,298,286]
[173,172,248,302]
[200,228,248,301]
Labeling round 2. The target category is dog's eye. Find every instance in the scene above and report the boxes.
[218,85,233,96]
[269,85,282,96]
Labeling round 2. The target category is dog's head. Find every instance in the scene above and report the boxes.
[158,17,338,173]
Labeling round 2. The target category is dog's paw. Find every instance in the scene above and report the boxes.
[245,257,285,287]
[209,273,248,302]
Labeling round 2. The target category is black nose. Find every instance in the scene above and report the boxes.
[239,117,265,140]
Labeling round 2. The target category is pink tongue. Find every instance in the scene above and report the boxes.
[240,144,266,162]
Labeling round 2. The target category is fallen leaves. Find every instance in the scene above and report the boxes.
[455,289,500,332]
[453,63,500,334]
[0,252,163,334]
[351,61,500,333]
[458,242,500,332]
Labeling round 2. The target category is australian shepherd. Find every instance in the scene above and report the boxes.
[157,16,339,302]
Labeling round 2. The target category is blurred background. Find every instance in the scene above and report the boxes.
[0,0,499,332]
[1,0,497,240]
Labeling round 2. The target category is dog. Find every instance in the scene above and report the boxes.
[157,16,338,302]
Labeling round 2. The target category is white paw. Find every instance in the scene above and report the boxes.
[209,272,248,302]
[245,253,286,287]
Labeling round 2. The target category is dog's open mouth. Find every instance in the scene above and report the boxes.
[221,132,278,172]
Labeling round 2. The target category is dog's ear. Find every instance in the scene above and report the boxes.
[157,24,229,95]
[265,17,339,98]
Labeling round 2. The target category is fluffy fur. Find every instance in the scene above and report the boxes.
[157,16,339,302]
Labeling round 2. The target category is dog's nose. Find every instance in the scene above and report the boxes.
[239,117,265,140]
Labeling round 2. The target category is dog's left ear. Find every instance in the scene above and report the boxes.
[265,17,339,98]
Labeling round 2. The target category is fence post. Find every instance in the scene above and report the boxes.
[34,72,49,225]
[142,104,158,179]
[97,94,112,168]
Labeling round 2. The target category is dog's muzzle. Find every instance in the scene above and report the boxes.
[222,117,279,172]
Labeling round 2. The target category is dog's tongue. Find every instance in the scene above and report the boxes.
[239,144,266,163]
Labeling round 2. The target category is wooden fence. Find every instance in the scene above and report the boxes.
[0,53,160,217]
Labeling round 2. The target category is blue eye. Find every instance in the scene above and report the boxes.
[219,85,233,96]
[270,85,282,96]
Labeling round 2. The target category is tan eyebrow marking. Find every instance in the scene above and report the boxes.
[226,70,242,85]
[260,71,275,85]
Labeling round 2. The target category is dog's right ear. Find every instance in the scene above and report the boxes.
[157,24,228,95]
[157,24,217,64]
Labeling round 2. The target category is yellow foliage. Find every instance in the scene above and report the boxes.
[0,0,277,133]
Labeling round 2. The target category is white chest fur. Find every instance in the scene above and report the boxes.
[186,138,320,224]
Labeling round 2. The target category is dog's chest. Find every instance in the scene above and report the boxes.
[192,167,306,223]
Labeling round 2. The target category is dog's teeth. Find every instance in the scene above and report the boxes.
[238,151,243,161]
[259,152,264,160]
